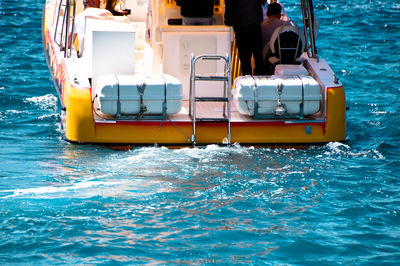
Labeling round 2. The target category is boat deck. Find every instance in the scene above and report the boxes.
[93,100,324,123]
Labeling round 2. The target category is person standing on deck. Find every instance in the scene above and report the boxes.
[224,0,265,75]
[177,0,215,25]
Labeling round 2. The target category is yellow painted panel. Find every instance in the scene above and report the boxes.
[325,86,346,142]
[64,83,96,142]
[94,123,193,144]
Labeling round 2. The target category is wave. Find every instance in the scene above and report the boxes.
[25,94,58,110]
[0,179,128,199]
[322,142,385,160]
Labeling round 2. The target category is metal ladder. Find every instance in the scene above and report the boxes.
[189,54,231,145]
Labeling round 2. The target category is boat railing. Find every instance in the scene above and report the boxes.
[53,0,76,58]
[301,0,318,59]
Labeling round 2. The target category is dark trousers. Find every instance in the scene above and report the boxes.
[234,24,265,75]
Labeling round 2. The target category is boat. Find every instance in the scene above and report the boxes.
[42,0,346,148]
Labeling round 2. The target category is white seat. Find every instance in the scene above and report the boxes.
[268,22,305,65]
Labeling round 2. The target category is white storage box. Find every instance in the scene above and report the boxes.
[96,74,183,116]
[84,18,136,79]
[233,75,321,116]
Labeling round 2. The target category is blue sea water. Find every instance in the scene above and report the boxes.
[1,0,400,264]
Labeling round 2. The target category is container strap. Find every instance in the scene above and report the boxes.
[161,74,167,116]
[137,82,147,119]
[116,75,121,116]
[297,75,304,119]
[250,75,259,117]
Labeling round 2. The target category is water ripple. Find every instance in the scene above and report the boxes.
[0,0,399,264]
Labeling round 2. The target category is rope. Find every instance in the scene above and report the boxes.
[158,118,191,142]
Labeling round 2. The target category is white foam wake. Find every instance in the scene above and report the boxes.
[25,94,58,110]
[1,180,126,199]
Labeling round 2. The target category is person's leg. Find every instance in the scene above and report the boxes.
[234,26,252,75]
[251,24,265,75]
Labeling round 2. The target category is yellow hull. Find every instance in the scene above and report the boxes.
[60,77,345,147]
